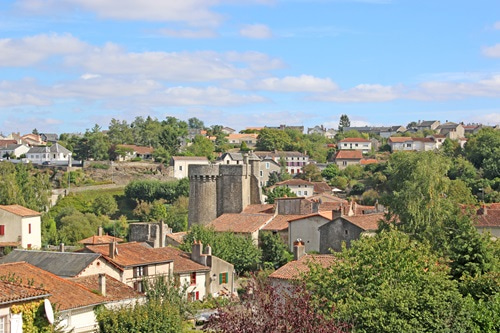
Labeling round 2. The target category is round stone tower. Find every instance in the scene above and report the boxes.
[188,164,219,227]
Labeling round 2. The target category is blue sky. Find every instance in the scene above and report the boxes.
[0,0,499,134]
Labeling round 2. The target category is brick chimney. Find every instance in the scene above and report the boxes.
[109,242,117,259]
[332,206,343,220]
[293,239,305,261]
[98,273,106,297]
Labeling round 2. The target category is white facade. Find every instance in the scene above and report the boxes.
[0,206,41,249]
[178,271,208,301]
[0,144,30,159]
[170,157,209,179]
[338,139,372,154]
[26,143,72,165]
[288,214,330,253]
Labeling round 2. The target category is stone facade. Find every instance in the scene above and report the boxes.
[188,156,262,227]
[128,221,172,248]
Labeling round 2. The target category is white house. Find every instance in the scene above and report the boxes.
[0,204,42,249]
[388,137,437,152]
[26,143,72,165]
[0,144,30,159]
[226,133,259,147]
[170,156,210,179]
[337,138,372,154]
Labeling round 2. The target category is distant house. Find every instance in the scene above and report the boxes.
[415,120,441,131]
[226,133,258,147]
[116,144,154,161]
[307,125,336,139]
[78,227,124,246]
[388,137,437,152]
[26,143,72,165]
[437,122,465,140]
[268,240,336,290]
[208,213,274,244]
[0,279,50,333]
[287,211,333,253]
[170,156,210,179]
[0,140,18,148]
[273,179,315,197]
[0,144,30,159]
[474,204,500,239]
[254,151,309,175]
[221,127,236,135]
[266,124,304,133]
[318,211,384,252]
[82,242,174,292]
[40,133,59,143]
[0,205,42,250]
[337,138,371,153]
[333,150,363,169]
[21,133,44,146]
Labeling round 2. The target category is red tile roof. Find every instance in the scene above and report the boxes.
[339,138,370,143]
[208,213,273,233]
[475,208,500,227]
[360,159,378,165]
[268,254,336,280]
[388,137,411,143]
[152,247,209,274]
[276,179,313,186]
[71,274,143,301]
[0,280,50,305]
[78,235,124,245]
[0,262,105,310]
[335,150,363,160]
[261,215,304,231]
[166,232,187,244]
[288,211,333,223]
[0,139,17,147]
[84,242,173,269]
[0,205,41,217]
[171,156,209,161]
[342,213,384,230]
[242,204,275,214]
[313,182,332,194]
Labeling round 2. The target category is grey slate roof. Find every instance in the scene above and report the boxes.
[0,250,101,277]
[27,143,71,155]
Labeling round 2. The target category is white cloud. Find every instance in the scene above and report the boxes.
[0,33,87,66]
[0,92,51,107]
[318,84,399,102]
[482,44,500,58]
[240,24,273,39]
[256,75,338,92]
[80,73,101,80]
[494,21,500,30]
[417,75,500,100]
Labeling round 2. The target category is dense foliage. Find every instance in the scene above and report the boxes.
[125,178,189,203]
[265,186,297,204]
[259,231,292,269]
[205,277,350,333]
[181,225,261,274]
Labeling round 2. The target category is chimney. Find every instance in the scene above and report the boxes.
[204,244,212,256]
[482,205,488,216]
[332,207,343,220]
[98,273,106,297]
[109,242,117,259]
[293,239,305,261]
[243,153,249,165]
[59,243,65,252]
[191,240,203,262]
[98,226,103,236]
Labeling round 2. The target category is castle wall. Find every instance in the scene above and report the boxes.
[188,165,219,227]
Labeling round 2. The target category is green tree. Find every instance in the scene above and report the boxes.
[259,231,292,269]
[91,194,118,217]
[306,231,475,333]
[297,163,322,182]
[188,117,205,129]
[131,116,163,147]
[465,128,500,179]
[181,225,261,274]
[321,163,340,181]
[159,116,188,156]
[256,128,291,151]
[107,118,134,145]
[265,186,297,204]
[338,114,350,132]
[185,134,215,160]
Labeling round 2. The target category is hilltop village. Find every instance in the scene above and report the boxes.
[0,115,498,332]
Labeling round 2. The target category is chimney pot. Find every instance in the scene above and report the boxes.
[293,239,305,261]
[99,273,106,297]
[98,226,103,237]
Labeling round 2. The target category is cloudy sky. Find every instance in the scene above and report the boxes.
[1,0,499,134]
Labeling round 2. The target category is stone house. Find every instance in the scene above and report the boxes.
[0,205,42,250]
[254,151,309,175]
[208,213,274,244]
[388,137,437,152]
[415,120,441,131]
[437,122,465,140]
[170,156,210,179]
[333,150,363,169]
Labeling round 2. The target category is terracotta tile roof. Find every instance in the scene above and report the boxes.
[318,201,345,212]
[0,262,105,310]
[338,138,370,143]
[78,235,124,245]
[360,159,378,165]
[335,150,363,160]
[0,139,17,147]
[276,179,313,186]
[71,274,143,301]
[268,254,336,280]
[0,280,50,305]
[342,213,384,230]
[84,242,173,269]
[171,156,209,161]
[227,133,258,139]
[307,193,347,203]
[166,232,187,244]
[388,137,411,143]
[242,204,275,214]
[0,242,20,247]
[288,211,333,223]
[152,247,209,274]
[0,204,41,217]
[313,182,331,194]
[208,213,273,233]
[261,215,304,231]
[475,208,500,227]
[117,144,154,154]
[412,137,434,142]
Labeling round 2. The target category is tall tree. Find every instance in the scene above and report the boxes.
[338,114,350,132]
[159,117,188,156]
[107,118,134,145]
[188,117,205,129]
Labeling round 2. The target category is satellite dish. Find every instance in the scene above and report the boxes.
[44,299,54,324]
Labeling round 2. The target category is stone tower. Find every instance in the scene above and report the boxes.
[188,154,262,227]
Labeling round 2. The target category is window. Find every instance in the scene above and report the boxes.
[29,223,31,234]
[190,272,197,285]
[345,229,349,235]
[0,225,4,235]
[265,162,270,169]
[304,191,308,196]
[355,144,359,147]
[297,191,302,196]
[53,154,56,158]
[133,266,147,278]
[179,165,183,171]
[342,161,347,166]
[134,281,144,292]
[259,170,263,177]
[188,291,199,301]
[227,160,230,164]
[219,272,229,284]
[0,316,5,333]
